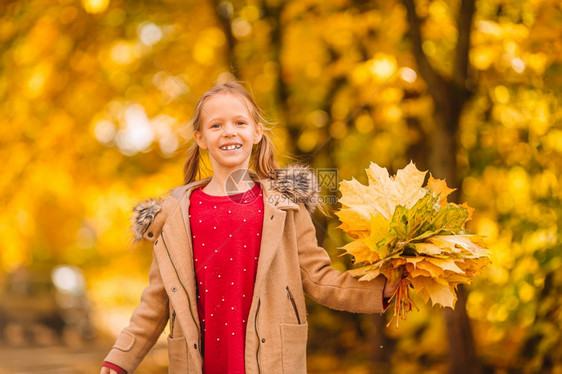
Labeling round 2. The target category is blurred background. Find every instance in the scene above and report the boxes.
[1,0,561,373]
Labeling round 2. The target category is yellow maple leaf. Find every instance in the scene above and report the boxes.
[338,176,384,217]
[416,259,445,278]
[405,263,431,278]
[411,242,443,256]
[428,235,487,256]
[404,257,425,265]
[340,240,379,264]
[467,235,487,247]
[348,263,382,281]
[388,257,407,268]
[426,175,456,208]
[339,162,427,220]
[444,273,471,285]
[460,202,475,222]
[410,276,457,308]
[455,257,491,277]
[426,258,465,274]
[379,258,406,279]
[365,162,428,218]
[335,208,370,239]
[363,215,391,257]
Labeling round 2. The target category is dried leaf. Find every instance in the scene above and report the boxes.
[426,258,465,274]
[335,208,370,239]
[411,243,443,256]
[340,162,427,220]
[340,240,380,264]
[348,263,381,281]
[410,276,457,308]
[426,175,456,208]
[363,215,391,258]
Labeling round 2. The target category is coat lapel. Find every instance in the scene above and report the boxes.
[252,177,299,295]
[253,199,287,295]
[159,184,203,332]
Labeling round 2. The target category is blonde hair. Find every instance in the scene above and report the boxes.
[183,81,279,184]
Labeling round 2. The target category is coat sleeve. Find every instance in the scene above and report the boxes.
[104,251,169,373]
[294,204,387,314]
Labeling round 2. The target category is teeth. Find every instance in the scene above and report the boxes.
[221,144,241,150]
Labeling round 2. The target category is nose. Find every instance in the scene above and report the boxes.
[223,122,237,137]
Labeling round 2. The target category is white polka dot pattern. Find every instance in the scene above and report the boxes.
[189,183,264,372]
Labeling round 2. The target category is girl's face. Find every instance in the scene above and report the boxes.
[194,93,263,176]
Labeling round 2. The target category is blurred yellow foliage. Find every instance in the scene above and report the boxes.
[1,0,562,371]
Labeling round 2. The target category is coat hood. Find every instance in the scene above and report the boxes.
[131,164,321,242]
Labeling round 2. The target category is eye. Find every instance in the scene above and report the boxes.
[211,123,221,129]
[236,121,246,126]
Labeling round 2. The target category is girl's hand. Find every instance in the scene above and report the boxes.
[383,275,402,298]
[100,367,118,374]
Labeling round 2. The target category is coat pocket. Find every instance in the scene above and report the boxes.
[280,322,308,374]
[285,286,301,324]
[167,335,189,373]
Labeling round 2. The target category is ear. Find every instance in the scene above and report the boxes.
[253,123,264,144]
[194,131,207,150]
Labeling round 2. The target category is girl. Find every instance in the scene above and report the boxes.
[101,81,397,374]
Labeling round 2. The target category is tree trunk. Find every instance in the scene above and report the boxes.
[402,0,481,372]
[213,0,240,79]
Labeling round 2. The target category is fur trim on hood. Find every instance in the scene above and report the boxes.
[131,198,163,242]
[269,164,320,213]
[131,164,321,242]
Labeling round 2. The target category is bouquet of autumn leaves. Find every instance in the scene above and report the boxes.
[336,162,490,327]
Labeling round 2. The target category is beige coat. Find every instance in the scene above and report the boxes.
[104,169,386,373]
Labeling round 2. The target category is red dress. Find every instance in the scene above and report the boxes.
[189,183,264,374]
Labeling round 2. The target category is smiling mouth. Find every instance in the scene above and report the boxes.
[220,144,242,150]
